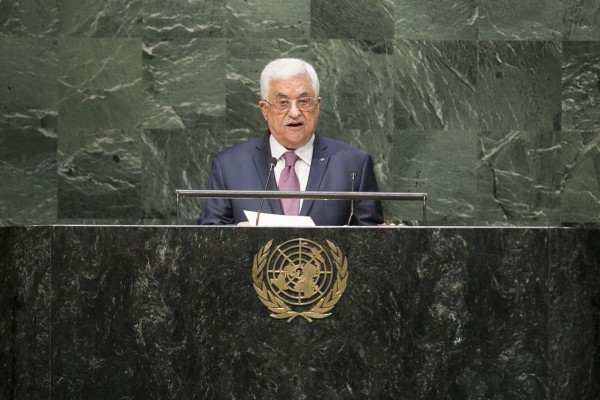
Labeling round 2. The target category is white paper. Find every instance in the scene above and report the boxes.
[243,210,316,227]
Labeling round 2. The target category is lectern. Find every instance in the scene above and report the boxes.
[1,226,599,399]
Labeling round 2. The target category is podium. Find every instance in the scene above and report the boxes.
[1,226,599,399]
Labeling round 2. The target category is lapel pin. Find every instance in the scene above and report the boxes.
[320,158,325,162]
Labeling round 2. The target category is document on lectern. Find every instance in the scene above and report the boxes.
[244,210,316,227]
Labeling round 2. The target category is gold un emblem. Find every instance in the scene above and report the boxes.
[252,238,348,322]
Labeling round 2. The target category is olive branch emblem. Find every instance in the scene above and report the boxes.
[252,239,348,322]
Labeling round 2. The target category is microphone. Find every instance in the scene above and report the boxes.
[346,172,357,225]
[256,157,278,226]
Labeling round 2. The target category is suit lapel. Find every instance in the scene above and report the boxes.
[300,134,329,216]
[253,132,283,214]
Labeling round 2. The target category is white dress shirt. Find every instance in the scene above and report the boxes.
[269,134,314,208]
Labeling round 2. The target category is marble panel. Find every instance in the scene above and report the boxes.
[0,38,57,130]
[392,40,479,131]
[386,130,478,225]
[49,226,236,398]
[311,40,393,157]
[141,0,225,38]
[57,0,225,38]
[0,0,57,37]
[0,128,57,225]
[477,131,562,225]
[224,0,310,38]
[563,0,600,41]
[140,127,226,225]
[479,0,561,40]
[142,38,226,129]
[478,41,561,131]
[455,228,549,398]
[393,0,478,40]
[58,38,144,131]
[57,0,144,37]
[0,226,51,399]
[57,128,141,219]
[548,228,600,399]
[559,132,600,224]
[562,41,600,133]
[311,0,394,39]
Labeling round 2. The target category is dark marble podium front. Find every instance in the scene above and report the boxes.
[1,226,598,399]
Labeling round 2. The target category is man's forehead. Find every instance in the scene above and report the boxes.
[269,76,314,95]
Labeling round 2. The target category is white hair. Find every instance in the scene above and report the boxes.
[260,58,320,99]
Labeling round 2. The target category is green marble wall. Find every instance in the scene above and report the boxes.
[1,0,599,226]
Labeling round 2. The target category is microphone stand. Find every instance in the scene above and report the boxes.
[256,157,278,226]
[346,172,356,225]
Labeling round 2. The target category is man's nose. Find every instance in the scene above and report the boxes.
[288,101,301,117]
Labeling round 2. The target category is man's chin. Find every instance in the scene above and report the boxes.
[284,134,312,149]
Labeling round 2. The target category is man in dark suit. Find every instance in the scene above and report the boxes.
[199,58,383,226]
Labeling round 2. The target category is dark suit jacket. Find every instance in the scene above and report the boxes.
[199,132,384,226]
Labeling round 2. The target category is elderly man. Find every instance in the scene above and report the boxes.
[199,58,383,226]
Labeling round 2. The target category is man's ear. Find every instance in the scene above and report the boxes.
[259,100,268,120]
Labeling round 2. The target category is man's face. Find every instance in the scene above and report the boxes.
[259,75,321,150]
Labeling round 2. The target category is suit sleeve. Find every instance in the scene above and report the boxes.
[352,154,384,226]
[198,157,234,225]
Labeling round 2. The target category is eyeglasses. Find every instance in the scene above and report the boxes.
[263,97,318,112]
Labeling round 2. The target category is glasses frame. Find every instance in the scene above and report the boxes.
[263,97,319,113]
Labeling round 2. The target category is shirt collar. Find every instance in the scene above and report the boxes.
[269,133,314,166]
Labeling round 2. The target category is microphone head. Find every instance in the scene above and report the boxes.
[268,157,278,168]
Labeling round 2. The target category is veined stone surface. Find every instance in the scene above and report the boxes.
[1,226,598,398]
[0,1,598,226]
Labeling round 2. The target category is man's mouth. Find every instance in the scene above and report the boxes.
[285,120,304,127]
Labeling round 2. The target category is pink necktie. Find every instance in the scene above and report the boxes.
[279,151,300,215]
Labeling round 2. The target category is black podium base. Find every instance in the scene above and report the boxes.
[1,226,599,399]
